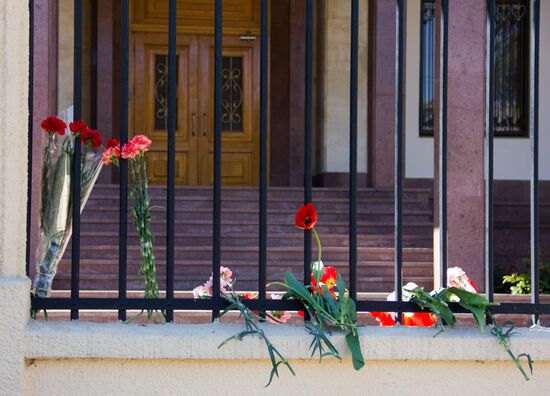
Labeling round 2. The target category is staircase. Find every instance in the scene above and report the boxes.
[54,184,435,294]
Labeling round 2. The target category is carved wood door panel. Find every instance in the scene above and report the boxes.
[132,33,200,184]
[198,35,260,186]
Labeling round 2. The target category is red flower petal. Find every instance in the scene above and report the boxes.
[106,138,120,149]
[69,120,88,134]
[295,203,318,230]
[310,265,337,294]
[402,312,436,327]
[41,116,67,135]
[369,311,396,327]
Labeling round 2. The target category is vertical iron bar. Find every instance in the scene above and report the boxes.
[259,0,268,307]
[166,0,177,323]
[212,0,223,321]
[70,0,83,320]
[439,0,448,287]
[349,0,358,300]
[304,0,313,286]
[26,0,35,277]
[118,0,129,321]
[529,0,540,324]
[394,0,405,322]
[419,1,426,136]
[485,0,495,302]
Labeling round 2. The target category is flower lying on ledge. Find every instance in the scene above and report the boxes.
[368,267,532,380]
[266,294,291,324]
[369,267,477,328]
[271,203,365,371]
[192,266,233,298]
[193,267,294,386]
[193,268,291,325]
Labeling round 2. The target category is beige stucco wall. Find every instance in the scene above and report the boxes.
[316,0,368,174]
[0,0,30,279]
[22,321,550,396]
[23,359,550,396]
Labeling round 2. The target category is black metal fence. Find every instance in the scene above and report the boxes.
[27,0,550,322]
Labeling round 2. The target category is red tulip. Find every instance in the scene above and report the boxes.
[311,265,337,291]
[295,203,318,230]
[369,311,396,327]
[402,312,436,327]
[369,311,436,327]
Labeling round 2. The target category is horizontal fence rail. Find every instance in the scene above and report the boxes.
[27,0,547,323]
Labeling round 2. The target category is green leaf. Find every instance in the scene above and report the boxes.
[320,285,339,316]
[408,287,455,329]
[447,287,498,333]
[345,331,365,370]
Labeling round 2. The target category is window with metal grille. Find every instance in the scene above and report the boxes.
[494,0,529,137]
[419,0,529,137]
[419,0,436,137]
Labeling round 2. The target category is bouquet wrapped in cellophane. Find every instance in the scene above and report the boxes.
[33,117,104,298]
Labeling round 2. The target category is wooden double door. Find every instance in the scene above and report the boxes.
[131,33,261,185]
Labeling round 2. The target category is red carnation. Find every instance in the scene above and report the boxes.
[106,138,120,149]
[87,129,102,148]
[121,141,141,159]
[79,128,102,148]
[131,135,152,152]
[41,116,67,135]
[295,203,318,230]
[69,120,88,135]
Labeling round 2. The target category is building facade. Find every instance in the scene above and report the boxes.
[1,0,550,394]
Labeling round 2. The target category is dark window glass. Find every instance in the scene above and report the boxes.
[419,0,529,137]
[154,54,178,131]
[494,0,529,137]
[419,0,436,137]
[221,56,244,132]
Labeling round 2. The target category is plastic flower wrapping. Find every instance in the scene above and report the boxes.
[33,116,103,298]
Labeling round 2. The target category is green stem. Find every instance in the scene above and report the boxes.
[312,227,322,262]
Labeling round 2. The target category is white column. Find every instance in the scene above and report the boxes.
[315,0,368,181]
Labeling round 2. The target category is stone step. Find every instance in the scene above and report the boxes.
[79,208,433,223]
[91,184,432,200]
[84,196,431,210]
[62,245,433,262]
[52,272,434,293]
[77,220,435,235]
[71,231,434,248]
[56,258,433,272]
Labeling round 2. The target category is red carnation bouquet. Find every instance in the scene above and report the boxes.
[34,116,104,298]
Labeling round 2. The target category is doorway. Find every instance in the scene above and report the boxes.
[130,0,263,185]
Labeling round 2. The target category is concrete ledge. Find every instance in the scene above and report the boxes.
[25,320,550,362]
